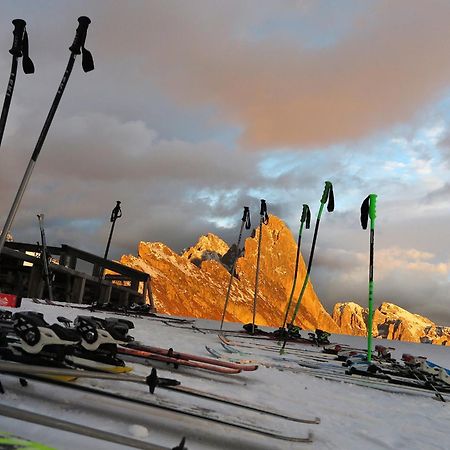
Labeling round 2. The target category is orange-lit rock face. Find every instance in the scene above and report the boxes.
[120,214,448,345]
[332,302,450,346]
[121,214,339,332]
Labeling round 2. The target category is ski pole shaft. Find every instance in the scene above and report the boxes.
[280,204,310,331]
[0,17,93,257]
[281,182,334,353]
[0,58,18,149]
[37,214,53,301]
[0,403,178,450]
[0,19,33,150]
[220,206,250,330]
[96,200,122,302]
[251,200,268,334]
[366,194,377,362]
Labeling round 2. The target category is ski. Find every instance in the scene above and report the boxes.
[2,373,314,443]
[161,383,320,425]
[0,430,56,450]
[0,360,180,393]
[126,342,258,371]
[30,298,195,324]
[0,402,186,450]
[37,214,54,301]
[118,347,242,374]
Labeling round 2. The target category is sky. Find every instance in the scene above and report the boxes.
[0,0,449,324]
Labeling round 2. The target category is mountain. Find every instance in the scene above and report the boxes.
[120,214,449,345]
[333,302,450,346]
[120,214,340,331]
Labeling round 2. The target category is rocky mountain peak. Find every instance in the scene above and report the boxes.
[332,301,450,345]
[182,233,229,267]
[120,215,339,331]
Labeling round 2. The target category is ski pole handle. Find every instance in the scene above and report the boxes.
[368,194,377,225]
[300,204,311,229]
[69,16,91,54]
[242,206,251,229]
[260,199,269,224]
[110,201,122,222]
[9,19,27,56]
[320,181,334,212]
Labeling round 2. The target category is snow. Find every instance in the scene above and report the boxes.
[1,299,450,449]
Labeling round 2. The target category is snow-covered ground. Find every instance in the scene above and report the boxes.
[1,299,450,450]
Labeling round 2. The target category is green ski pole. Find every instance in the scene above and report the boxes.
[361,194,377,362]
[281,181,334,353]
[251,199,269,334]
[220,206,251,330]
[279,204,311,333]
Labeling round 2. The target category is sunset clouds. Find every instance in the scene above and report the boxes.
[1,1,449,322]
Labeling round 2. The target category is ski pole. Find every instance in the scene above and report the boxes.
[281,181,334,353]
[0,360,178,394]
[360,194,377,362]
[95,200,122,303]
[0,19,34,150]
[279,204,311,332]
[0,16,94,256]
[0,403,186,450]
[219,206,251,330]
[37,214,53,301]
[251,199,269,334]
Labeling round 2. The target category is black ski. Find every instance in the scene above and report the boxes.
[0,402,186,450]
[1,372,314,443]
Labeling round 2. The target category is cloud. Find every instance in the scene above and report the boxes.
[84,0,450,149]
[313,245,450,324]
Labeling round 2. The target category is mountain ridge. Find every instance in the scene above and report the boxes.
[120,214,449,346]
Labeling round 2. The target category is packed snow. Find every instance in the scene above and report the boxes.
[1,299,450,450]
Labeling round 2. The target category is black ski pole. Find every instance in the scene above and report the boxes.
[281,181,334,353]
[0,17,94,256]
[279,204,311,333]
[95,201,122,303]
[251,199,269,334]
[37,214,53,301]
[0,19,34,150]
[219,206,251,330]
[360,194,377,362]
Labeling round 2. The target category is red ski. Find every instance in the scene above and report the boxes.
[117,347,243,374]
[125,342,258,372]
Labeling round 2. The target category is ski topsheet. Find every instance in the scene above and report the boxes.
[125,342,258,371]
[1,372,314,443]
[0,403,185,450]
[0,430,56,450]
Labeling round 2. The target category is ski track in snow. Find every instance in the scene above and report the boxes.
[1,299,450,449]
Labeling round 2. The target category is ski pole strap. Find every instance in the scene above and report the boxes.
[110,201,122,222]
[260,199,269,224]
[360,194,377,230]
[10,19,34,74]
[69,16,94,72]
[301,204,311,229]
[242,206,251,229]
[320,181,334,212]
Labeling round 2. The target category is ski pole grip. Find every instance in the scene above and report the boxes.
[301,204,311,228]
[320,181,332,204]
[242,206,249,221]
[369,194,377,221]
[10,19,27,56]
[69,16,91,54]
[260,199,266,215]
